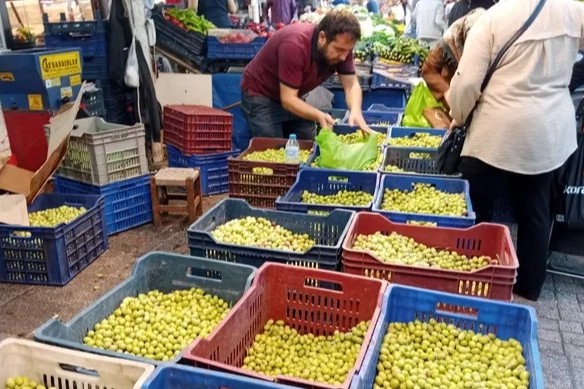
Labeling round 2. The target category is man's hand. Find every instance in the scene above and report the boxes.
[348,110,374,135]
[318,112,335,130]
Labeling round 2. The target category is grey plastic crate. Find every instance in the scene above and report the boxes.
[58,117,149,186]
[33,251,257,365]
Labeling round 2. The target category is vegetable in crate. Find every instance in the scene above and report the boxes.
[353,231,495,271]
[29,206,87,227]
[302,190,373,207]
[211,217,315,252]
[389,133,442,148]
[242,319,370,385]
[164,8,215,33]
[373,319,530,389]
[5,377,55,389]
[83,288,230,362]
[381,183,467,216]
[243,148,312,163]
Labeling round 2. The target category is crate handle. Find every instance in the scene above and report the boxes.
[434,302,479,320]
[304,278,343,292]
[57,363,100,378]
[186,266,222,282]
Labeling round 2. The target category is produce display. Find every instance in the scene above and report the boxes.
[373,319,530,389]
[246,22,275,38]
[83,288,230,361]
[29,205,87,227]
[211,217,315,253]
[164,8,215,34]
[242,319,370,385]
[381,184,468,217]
[352,231,495,271]
[5,377,54,389]
[218,32,255,44]
[301,189,373,207]
[389,133,443,149]
[243,149,312,164]
[382,165,407,173]
[372,37,429,65]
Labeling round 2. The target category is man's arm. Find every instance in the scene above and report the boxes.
[280,84,328,122]
[227,0,238,14]
[448,14,492,124]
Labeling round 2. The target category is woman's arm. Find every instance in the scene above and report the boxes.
[448,14,492,124]
[227,0,238,14]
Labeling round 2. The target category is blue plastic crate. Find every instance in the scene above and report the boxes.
[167,145,240,195]
[188,198,355,270]
[43,14,106,35]
[350,285,543,389]
[54,175,153,236]
[33,251,257,365]
[0,194,107,285]
[206,36,266,60]
[388,126,447,140]
[82,56,108,80]
[275,168,379,214]
[372,174,476,228]
[339,109,403,127]
[44,33,107,59]
[370,71,414,90]
[142,365,299,389]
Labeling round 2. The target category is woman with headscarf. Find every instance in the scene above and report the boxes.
[421,8,484,109]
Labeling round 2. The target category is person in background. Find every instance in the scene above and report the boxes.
[366,0,381,13]
[264,0,298,25]
[188,0,238,28]
[444,0,456,22]
[447,0,584,301]
[389,0,410,23]
[240,9,373,139]
[447,0,494,26]
[408,0,446,48]
[332,0,351,5]
[421,8,484,108]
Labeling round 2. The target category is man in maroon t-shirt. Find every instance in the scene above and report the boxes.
[241,9,372,139]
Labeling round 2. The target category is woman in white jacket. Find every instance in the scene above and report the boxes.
[448,0,584,301]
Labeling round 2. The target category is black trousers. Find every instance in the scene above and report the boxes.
[460,157,556,299]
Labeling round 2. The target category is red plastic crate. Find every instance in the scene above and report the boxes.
[228,138,314,209]
[341,212,519,301]
[163,105,233,154]
[183,263,387,389]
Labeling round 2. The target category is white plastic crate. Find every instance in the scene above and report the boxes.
[0,338,154,389]
[58,117,149,186]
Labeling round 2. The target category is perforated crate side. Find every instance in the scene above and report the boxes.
[206,36,266,60]
[54,175,153,236]
[33,252,257,365]
[183,263,387,389]
[372,174,476,228]
[59,124,148,186]
[380,146,449,176]
[187,198,354,269]
[351,285,543,389]
[0,194,108,285]
[0,339,154,389]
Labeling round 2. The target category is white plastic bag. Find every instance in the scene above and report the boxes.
[124,37,140,88]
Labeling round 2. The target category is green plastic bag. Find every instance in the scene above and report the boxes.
[315,130,379,170]
[402,82,443,128]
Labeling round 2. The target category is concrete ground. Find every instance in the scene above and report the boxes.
[0,194,581,388]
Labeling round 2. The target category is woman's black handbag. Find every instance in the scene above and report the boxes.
[436,0,547,175]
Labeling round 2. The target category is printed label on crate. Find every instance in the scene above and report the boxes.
[0,72,14,82]
[27,94,43,111]
[39,51,82,80]
[45,78,62,89]
[60,87,73,99]
[70,74,81,86]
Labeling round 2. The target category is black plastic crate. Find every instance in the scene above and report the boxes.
[152,5,206,56]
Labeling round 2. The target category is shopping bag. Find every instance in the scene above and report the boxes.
[402,82,443,128]
[556,131,584,231]
[124,37,140,88]
[315,129,379,170]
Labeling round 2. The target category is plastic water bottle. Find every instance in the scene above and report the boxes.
[285,134,300,164]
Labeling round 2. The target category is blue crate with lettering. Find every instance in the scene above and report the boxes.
[351,285,543,389]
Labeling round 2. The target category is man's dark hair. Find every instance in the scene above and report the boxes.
[316,9,361,42]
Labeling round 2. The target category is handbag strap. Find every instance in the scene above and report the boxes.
[463,0,547,126]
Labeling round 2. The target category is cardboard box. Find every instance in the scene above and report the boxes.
[0,83,85,203]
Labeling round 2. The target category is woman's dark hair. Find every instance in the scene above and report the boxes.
[316,9,361,42]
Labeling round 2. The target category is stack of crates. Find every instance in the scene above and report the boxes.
[164,105,239,195]
[43,12,134,125]
[53,117,152,236]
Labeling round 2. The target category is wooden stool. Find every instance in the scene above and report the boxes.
[150,168,203,226]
